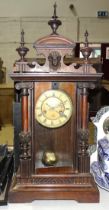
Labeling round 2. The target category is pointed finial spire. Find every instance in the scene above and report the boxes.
[21,29,25,45]
[48,3,62,35]
[16,29,29,61]
[53,2,57,18]
[84,30,89,47]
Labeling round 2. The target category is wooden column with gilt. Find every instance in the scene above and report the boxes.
[15,82,32,178]
[78,83,90,173]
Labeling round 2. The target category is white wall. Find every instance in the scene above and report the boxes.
[0,0,109,18]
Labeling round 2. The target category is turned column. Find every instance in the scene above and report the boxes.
[21,88,29,132]
[78,83,90,173]
[15,82,32,178]
[81,87,88,129]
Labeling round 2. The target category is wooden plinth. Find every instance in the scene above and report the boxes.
[9,174,99,203]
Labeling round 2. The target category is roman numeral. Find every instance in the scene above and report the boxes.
[38,113,43,117]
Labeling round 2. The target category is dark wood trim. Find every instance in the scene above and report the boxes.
[10,72,103,82]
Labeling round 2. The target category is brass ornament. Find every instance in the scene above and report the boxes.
[42,150,58,166]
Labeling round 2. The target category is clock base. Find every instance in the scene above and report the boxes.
[9,174,99,203]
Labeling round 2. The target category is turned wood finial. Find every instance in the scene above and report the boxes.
[80,30,92,61]
[48,3,62,35]
[16,29,29,61]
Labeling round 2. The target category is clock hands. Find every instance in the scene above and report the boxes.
[45,101,67,118]
[46,101,64,109]
[59,111,67,118]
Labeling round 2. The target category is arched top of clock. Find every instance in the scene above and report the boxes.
[13,4,100,74]
[33,3,75,50]
[32,4,97,73]
[33,34,75,49]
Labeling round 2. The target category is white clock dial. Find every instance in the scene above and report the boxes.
[35,89,73,128]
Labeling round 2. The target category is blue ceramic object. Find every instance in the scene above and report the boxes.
[98,138,109,173]
[90,107,109,164]
[91,161,109,191]
[90,107,109,191]
[91,137,109,191]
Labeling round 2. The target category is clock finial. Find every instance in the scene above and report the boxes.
[48,3,62,35]
[16,29,29,61]
[80,30,92,62]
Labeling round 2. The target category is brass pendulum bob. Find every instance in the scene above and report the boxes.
[42,150,58,166]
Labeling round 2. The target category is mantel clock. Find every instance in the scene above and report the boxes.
[9,4,103,203]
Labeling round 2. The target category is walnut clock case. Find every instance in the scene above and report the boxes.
[9,5,103,203]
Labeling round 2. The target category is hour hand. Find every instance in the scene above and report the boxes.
[59,111,67,118]
[46,103,51,108]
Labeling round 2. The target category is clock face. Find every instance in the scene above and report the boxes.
[35,89,73,128]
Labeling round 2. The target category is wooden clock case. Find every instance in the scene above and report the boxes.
[9,5,103,203]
